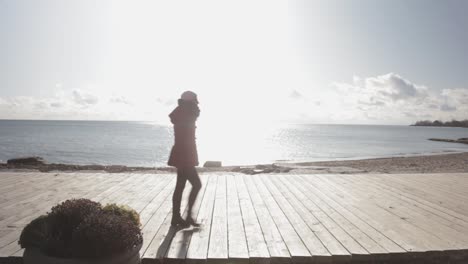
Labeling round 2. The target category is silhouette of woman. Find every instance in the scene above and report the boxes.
[168,91,201,227]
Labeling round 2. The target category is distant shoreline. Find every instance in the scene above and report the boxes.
[411,119,468,128]
[2,151,468,175]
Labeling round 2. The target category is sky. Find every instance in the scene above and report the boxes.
[0,0,467,125]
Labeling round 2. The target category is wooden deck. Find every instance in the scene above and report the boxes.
[1,172,468,263]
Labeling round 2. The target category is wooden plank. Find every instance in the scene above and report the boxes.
[185,175,218,264]
[0,173,80,210]
[0,240,21,257]
[269,175,372,261]
[130,175,173,211]
[2,172,468,263]
[403,173,468,190]
[105,174,164,215]
[391,174,468,196]
[333,174,468,247]
[99,174,148,204]
[2,173,171,260]
[0,172,41,187]
[352,173,468,231]
[2,174,128,258]
[0,173,105,218]
[164,173,210,264]
[383,174,468,216]
[0,173,119,251]
[0,173,51,198]
[308,175,457,252]
[0,173,135,257]
[226,174,249,264]
[254,175,338,263]
[142,174,209,263]
[234,174,271,264]
[0,172,27,184]
[0,230,21,254]
[207,174,228,263]
[13,173,126,224]
[289,175,408,257]
[90,173,140,202]
[139,175,188,260]
[125,175,173,213]
[391,174,468,204]
[276,175,394,263]
[0,173,116,228]
[138,177,176,225]
[375,175,468,217]
[244,175,316,263]
[12,248,24,258]
[361,174,468,228]
[285,175,402,256]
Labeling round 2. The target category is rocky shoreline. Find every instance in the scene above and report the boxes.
[2,152,468,174]
[1,157,296,174]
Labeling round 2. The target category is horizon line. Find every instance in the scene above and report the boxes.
[0,118,414,126]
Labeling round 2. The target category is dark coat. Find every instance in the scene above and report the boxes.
[167,100,200,168]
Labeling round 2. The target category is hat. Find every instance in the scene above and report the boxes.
[180,91,198,103]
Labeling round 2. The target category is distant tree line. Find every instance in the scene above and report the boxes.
[412,119,468,128]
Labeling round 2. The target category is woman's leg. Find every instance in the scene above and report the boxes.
[172,167,188,222]
[186,167,202,217]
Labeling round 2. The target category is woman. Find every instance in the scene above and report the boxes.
[168,91,202,227]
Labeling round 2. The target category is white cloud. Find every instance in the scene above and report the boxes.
[109,95,132,105]
[0,89,175,122]
[442,88,468,106]
[72,90,99,106]
[335,73,428,107]
[289,89,303,99]
[50,102,63,108]
[1,73,466,125]
[365,73,428,101]
[440,103,457,112]
[332,73,468,124]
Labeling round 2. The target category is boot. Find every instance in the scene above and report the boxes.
[185,214,201,227]
[171,213,189,227]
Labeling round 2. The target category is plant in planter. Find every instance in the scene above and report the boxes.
[19,199,143,264]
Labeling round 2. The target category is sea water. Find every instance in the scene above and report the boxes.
[0,120,467,167]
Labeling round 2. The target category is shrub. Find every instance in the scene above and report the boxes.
[103,203,141,227]
[71,213,143,258]
[46,199,102,257]
[19,215,50,250]
[19,199,142,259]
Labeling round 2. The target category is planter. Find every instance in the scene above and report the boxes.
[23,243,142,264]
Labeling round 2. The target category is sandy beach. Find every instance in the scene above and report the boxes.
[292,152,468,174]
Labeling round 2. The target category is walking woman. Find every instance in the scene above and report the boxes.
[168,91,202,227]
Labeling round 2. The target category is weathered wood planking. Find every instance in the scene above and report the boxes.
[1,172,468,264]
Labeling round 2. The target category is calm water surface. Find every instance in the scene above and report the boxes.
[0,120,467,166]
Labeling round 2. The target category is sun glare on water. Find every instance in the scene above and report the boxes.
[197,120,287,166]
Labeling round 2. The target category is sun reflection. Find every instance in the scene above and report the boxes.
[197,121,287,166]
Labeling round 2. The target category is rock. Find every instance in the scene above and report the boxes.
[429,138,456,143]
[241,169,264,175]
[203,161,222,168]
[7,157,45,166]
[429,138,468,145]
[262,168,275,173]
[231,166,242,172]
